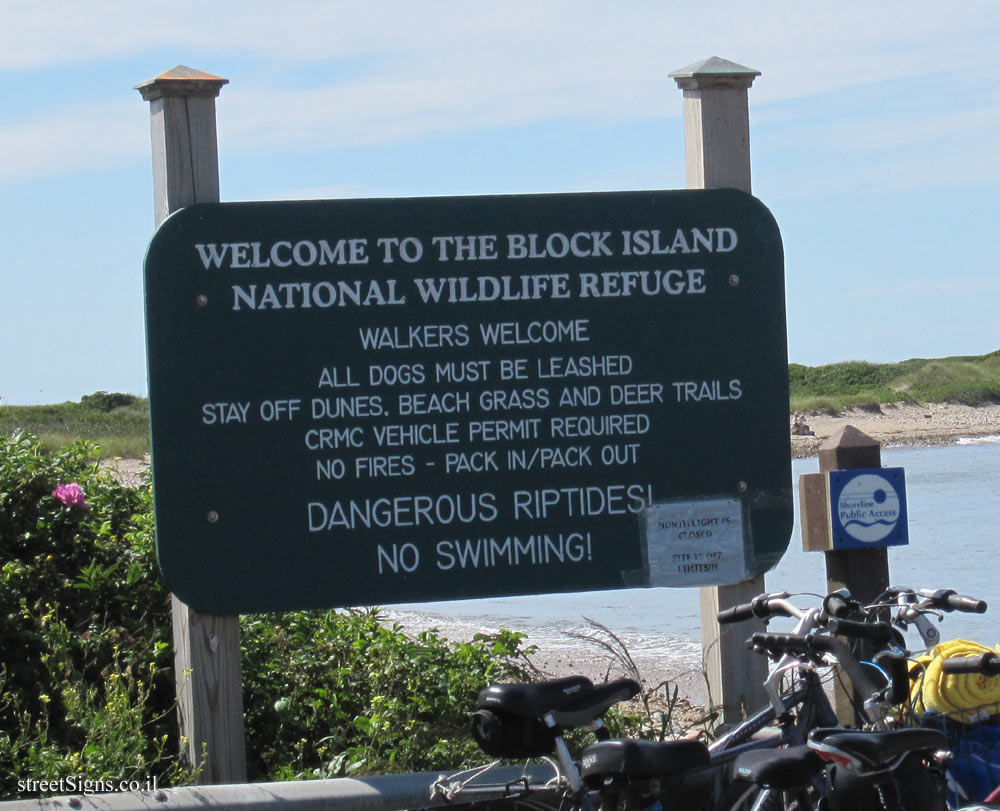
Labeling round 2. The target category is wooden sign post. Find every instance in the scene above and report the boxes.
[133,58,791,768]
[670,57,770,722]
[800,425,895,723]
[135,66,247,783]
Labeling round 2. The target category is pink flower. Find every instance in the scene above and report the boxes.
[52,482,90,510]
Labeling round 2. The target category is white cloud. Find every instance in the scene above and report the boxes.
[216,65,663,153]
[2,1,999,189]
[0,98,147,183]
[753,93,1000,198]
[6,1,998,88]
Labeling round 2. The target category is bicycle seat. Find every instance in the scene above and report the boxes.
[550,678,641,728]
[476,675,593,719]
[580,738,711,786]
[808,727,948,770]
[733,745,824,789]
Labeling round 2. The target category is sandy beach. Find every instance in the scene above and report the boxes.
[790,401,1000,458]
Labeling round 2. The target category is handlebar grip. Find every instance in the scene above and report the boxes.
[942,652,1000,676]
[719,593,790,624]
[806,635,839,654]
[944,592,988,614]
[748,632,811,655]
[826,618,894,644]
[718,602,756,624]
[823,592,853,619]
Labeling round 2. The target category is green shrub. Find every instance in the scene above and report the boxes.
[241,611,534,780]
[0,431,542,795]
[0,431,181,795]
[79,392,138,413]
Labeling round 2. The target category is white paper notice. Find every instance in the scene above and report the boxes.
[644,498,747,587]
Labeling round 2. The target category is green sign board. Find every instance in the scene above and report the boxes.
[144,188,791,614]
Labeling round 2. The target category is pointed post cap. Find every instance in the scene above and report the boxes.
[818,425,882,473]
[134,65,229,101]
[669,56,760,90]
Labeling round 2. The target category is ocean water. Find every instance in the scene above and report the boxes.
[384,439,1000,681]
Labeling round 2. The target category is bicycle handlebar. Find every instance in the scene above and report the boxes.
[941,651,1000,676]
[749,631,910,713]
[936,589,988,614]
[749,632,808,654]
[717,602,759,624]
[822,589,855,620]
[717,592,796,624]
[898,587,988,614]
[748,631,885,717]
[826,618,896,644]
[749,632,838,657]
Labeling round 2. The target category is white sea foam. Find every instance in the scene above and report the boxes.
[956,434,1000,445]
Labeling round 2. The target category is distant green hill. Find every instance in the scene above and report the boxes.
[789,350,1000,411]
[3,353,1000,456]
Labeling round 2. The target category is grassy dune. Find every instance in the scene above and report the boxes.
[789,350,1000,412]
[0,392,150,459]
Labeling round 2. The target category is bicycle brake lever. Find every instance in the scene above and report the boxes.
[911,610,943,646]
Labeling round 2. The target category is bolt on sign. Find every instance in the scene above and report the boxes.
[144,188,791,614]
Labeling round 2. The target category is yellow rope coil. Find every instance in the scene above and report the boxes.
[910,639,1000,722]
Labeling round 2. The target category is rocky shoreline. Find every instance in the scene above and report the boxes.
[790,401,1000,458]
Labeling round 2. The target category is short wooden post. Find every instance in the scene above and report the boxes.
[818,425,890,724]
[670,57,768,722]
[135,66,247,783]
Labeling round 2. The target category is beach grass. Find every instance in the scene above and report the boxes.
[0,394,150,459]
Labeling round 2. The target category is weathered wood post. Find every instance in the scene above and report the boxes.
[135,66,247,783]
[670,57,768,722]
[818,426,890,604]
[809,425,891,723]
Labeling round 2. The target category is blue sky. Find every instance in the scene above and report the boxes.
[1,1,998,404]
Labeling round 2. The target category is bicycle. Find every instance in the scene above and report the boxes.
[719,599,918,811]
[724,586,990,811]
[433,589,900,811]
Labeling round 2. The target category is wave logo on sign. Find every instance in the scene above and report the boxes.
[830,468,908,549]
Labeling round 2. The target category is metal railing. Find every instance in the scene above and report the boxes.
[3,765,556,811]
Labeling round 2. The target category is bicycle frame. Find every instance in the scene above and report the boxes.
[711,598,841,760]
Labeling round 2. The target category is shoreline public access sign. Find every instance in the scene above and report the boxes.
[144,188,792,614]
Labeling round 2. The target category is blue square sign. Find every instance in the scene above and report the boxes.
[829,467,908,550]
